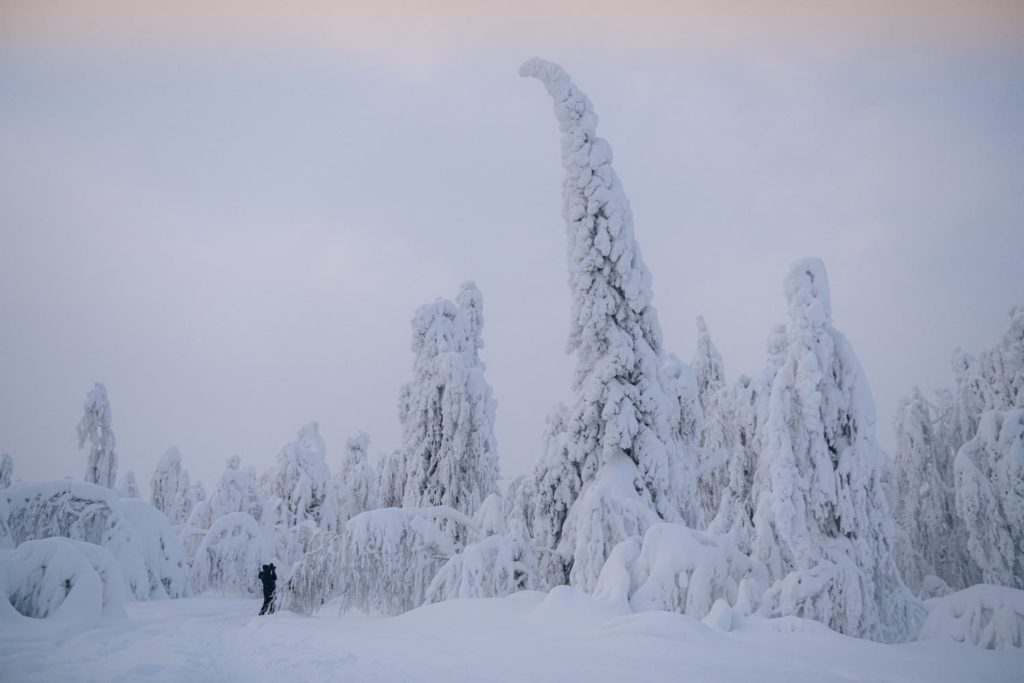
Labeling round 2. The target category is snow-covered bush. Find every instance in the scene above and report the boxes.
[77,383,117,488]
[954,408,1024,589]
[3,480,187,600]
[114,498,187,599]
[339,507,469,615]
[376,448,406,508]
[189,511,268,596]
[920,584,1024,650]
[1,538,126,622]
[750,258,922,642]
[519,58,697,590]
[425,534,531,603]
[400,283,500,543]
[276,530,343,616]
[150,447,193,526]
[0,453,13,489]
[594,523,767,619]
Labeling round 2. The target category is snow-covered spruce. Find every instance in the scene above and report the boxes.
[3,480,187,599]
[954,408,1024,589]
[520,58,698,590]
[693,317,733,527]
[594,523,767,619]
[376,448,406,509]
[0,453,13,489]
[150,447,194,526]
[750,258,922,642]
[78,383,117,489]
[919,584,1024,650]
[1,538,127,622]
[399,283,500,544]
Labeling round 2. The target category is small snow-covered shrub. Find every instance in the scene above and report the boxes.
[190,512,269,596]
[594,523,766,619]
[1,538,126,622]
[920,584,1024,650]
[339,507,468,615]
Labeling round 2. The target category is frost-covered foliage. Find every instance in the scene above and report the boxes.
[189,512,268,596]
[333,432,377,527]
[150,448,193,525]
[692,317,730,531]
[1,538,126,622]
[660,355,703,526]
[594,523,767,619]
[277,529,343,616]
[954,408,1024,589]
[891,388,973,591]
[919,584,1024,650]
[2,480,186,600]
[750,259,921,642]
[77,383,117,488]
[117,470,140,498]
[0,453,13,489]
[339,507,468,615]
[520,58,696,590]
[263,423,333,529]
[399,283,500,542]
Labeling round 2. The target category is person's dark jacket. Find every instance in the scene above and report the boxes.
[258,565,277,597]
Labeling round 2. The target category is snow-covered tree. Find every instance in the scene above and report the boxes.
[376,449,406,508]
[0,453,13,489]
[660,355,703,526]
[520,58,695,590]
[692,317,731,525]
[692,316,726,414]
[189,511,269,596]
[891,387,973,590]
[262,423,333,529]
[334,432,377,524]
[954,408,1024,589]
[117,470,140,498]
[951,306,1024,440]
[400,283,500,542]
[709,325,787,553]
[3,480,186,599]
[750,258,921,642]
[78,383,117,488]
[150,447,193,526]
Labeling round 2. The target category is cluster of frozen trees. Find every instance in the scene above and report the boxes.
[890,306,1023,594]
[1,59,1020,650]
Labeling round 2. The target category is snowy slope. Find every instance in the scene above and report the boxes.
[1,588,1019,683]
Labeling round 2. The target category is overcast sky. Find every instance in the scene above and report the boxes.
[2,1,1023,497]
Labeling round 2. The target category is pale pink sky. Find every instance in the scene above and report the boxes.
[1,0,1022,495]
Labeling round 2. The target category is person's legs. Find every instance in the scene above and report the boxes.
[259,594,271,615]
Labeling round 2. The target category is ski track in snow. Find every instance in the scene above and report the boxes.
[2,589,1022,682]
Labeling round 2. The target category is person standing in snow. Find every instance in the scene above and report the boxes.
[258,563,277,615]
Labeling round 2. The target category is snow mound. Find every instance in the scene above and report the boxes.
[594,522,766,619]
[3,480,187,599]
[425,533,530,602]
[0,538,126,623]
[920,584,1024,650]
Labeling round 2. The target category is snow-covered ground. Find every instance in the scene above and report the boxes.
[2,588,1020,683]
